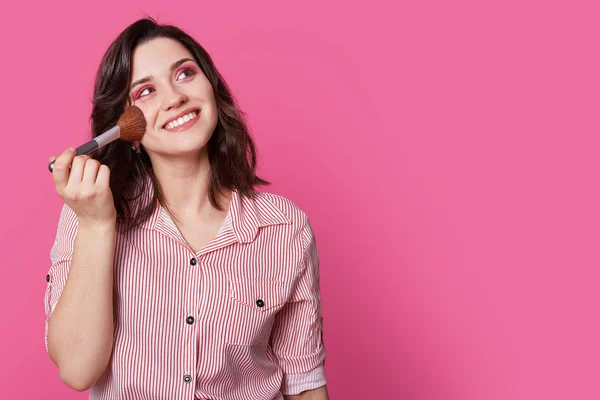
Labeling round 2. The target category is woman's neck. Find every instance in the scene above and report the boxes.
[150,150,228,218]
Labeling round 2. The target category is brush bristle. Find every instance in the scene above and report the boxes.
[117,106,146,142]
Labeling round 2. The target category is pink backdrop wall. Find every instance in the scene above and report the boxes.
[0,0,598,399]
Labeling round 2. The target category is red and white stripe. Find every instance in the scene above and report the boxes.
[45,189,326,399]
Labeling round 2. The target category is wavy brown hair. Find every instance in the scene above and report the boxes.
[89,17,268,231]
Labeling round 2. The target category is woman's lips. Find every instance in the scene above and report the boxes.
[163,110,201,133]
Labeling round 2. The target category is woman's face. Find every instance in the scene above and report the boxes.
[128,37,218,158]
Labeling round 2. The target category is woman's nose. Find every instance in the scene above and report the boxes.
[162,86,188,111]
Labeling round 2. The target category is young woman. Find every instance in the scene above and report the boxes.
[45,18,328,400]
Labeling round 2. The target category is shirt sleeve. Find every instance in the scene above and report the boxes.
[44,203,79,353]
[270,217,327,395]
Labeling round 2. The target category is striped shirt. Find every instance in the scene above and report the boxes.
[44,189,327,399]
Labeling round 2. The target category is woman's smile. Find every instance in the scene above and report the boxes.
[162,108,201,132]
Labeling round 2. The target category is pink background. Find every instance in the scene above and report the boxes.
[0,0,598,398]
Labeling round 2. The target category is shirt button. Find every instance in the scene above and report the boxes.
[186,316,195,325]
[256,299,265,308]
[46,274,50,283]
[190,258,197,266]
[183,374,192,383]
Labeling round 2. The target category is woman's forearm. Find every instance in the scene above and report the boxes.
[47,221,116,391]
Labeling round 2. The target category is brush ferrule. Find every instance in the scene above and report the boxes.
[95,125,121,148]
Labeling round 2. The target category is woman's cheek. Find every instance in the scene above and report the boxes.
[132,102,157,132]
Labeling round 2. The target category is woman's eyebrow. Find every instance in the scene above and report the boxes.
[129,57,196,90]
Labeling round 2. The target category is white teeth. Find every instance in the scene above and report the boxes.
[165,111,198,129]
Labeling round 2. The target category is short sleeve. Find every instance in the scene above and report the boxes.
[270,217,327,395]
[44,203,79,352]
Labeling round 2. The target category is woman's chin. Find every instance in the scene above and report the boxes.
[149,145,209,160]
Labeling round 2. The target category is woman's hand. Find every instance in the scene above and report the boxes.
[49,147,116,225]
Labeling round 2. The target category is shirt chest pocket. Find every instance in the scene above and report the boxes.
[225,278,289,345]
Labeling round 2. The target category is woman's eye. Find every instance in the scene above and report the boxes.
[137,87,154,98]
[177,68,196,80]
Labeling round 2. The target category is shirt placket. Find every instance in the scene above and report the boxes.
[182,252,202,397]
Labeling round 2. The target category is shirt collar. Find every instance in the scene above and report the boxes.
[228,189,290,243]
[139,187,290,244]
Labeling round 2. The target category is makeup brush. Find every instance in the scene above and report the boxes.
[48,105,147,172]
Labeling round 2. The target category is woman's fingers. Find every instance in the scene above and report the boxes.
[50,149,115,223]
[67,155,91,187]
[95,164,111,188]
[82,158,101,185]
[52,148,76,190]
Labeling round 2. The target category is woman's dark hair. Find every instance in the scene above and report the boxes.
[90,17,268,231]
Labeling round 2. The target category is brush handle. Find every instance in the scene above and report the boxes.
[74,140,99,155]
[48,126,121,172]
